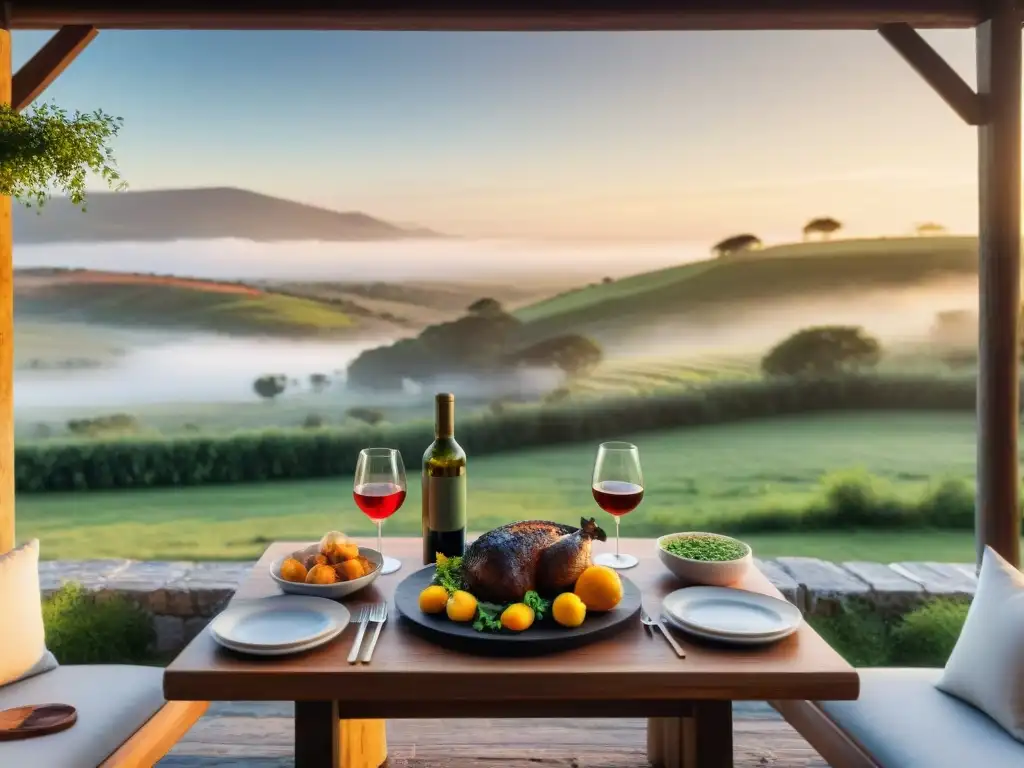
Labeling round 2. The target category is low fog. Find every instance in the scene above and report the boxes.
[14,238,978,416]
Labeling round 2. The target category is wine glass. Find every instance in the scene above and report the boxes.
[353,448,407,575]
[591,441,644,570]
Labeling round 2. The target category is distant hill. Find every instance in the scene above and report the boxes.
[13,187,444,244]
[14,268,401,338]
[514,237,980,342]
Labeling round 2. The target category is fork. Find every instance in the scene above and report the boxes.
[641,606,686,658]
[346,605,369,664]
[358,602,388,664]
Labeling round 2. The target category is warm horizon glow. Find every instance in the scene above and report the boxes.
[11,28,998,241]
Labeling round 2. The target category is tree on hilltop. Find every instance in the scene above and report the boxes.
[802,217,843,241]
[711,233,762,258]
[762,326,881,378]
[253,374,287,401]
[916,222,947,237]
[467,297,504,316]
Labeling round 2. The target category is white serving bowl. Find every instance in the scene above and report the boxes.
[270,544,382,600]
[656,532,753,587]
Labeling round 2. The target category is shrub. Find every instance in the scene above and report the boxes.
[16,374,979,494]
[303,414,326,429]
[42,583,155,664]
[346,407,384,426]
[889,599,969,667]
[762,326,881,378]
[808,606,891,667]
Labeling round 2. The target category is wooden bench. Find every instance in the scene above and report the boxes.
[0,664,206,767]
[773,668,1024,768]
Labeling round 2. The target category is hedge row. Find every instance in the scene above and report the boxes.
[16,374,978,493]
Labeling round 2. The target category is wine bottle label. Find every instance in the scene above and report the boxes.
[427,475,467,532]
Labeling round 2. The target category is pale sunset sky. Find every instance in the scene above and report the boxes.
[13,29,984,241]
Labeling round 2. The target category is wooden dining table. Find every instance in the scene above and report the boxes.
[163,536,858,768]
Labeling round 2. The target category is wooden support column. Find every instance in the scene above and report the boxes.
[0,6,12,556]
[976,1,1022,569]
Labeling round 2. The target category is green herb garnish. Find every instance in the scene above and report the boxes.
[523,590,551,620]
[433,553,464,594]
[662,535,747,562]
[473,602,504,632]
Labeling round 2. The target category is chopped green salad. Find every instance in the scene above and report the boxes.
[661,535,747,562]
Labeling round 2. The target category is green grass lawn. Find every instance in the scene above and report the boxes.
[18,411,994,562]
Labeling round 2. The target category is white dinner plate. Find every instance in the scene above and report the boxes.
[209,596,350,651]
[662,610,797,646]
[213,622,347,657]
[662,587,803,639]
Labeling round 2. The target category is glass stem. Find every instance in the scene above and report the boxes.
[377,520,383,557]
[615,517,621,559]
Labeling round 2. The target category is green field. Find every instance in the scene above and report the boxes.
[515,237,978,339]
[18,411,993,561]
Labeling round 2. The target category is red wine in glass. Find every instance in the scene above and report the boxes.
[353,448,407,574]
[592,480,644,516]
[353,482,407,521]
[591,442,643,569]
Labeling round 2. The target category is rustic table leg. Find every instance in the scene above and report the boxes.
[340,718,388,768]
[294,704,387,768]
[647,701,733,768]
[295,701,339,768]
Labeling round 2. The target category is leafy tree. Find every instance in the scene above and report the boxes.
[916,222,947,237]
[761,326,881,377]
[602,276,614,284]
[309,373,330,393]
[302,413,325,429]
[802,217,843,241]
[508,335,603,377]
[711,233,762,258]
[346,407,384,426]
[0,102,126,209]
[253,374,287,401]
[467,297,504,316]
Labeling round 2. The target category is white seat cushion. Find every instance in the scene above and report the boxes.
[0,539,57,687]
[819,668,1024,767]
[0,665,166,768]
[937,546,1024,741]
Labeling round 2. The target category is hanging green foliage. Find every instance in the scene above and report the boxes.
[0,102,126,209]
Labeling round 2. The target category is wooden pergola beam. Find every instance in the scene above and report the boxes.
[975,0,1021,569]
[12,24,97,112]
[6,1,988,31]
[878,23,986,125]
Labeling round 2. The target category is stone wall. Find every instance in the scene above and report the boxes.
[40,557,979,655]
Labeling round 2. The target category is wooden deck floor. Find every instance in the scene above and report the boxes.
[159,701,827,767]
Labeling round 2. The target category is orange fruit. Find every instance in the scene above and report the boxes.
[500,603,535,632]
[446,591,478,622]
[574,565,623,612]
[279,557,308,584]
[418,585,449,614]
[552,592,587,627]
[305,563,337,585]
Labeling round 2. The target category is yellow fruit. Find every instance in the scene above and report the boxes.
[446,590,478,622]
[574,565,623,612]
[279,557,308,584]
[500,603,535,632]
[552,592,587,628]
[305,563,337,585]
[337,558,364,581]
[418,585,450,614]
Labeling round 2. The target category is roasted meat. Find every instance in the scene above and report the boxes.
[462,517,607,604]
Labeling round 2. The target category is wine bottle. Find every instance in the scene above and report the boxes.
[422,392,467,564]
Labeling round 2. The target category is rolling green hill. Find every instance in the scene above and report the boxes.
[15,270,373,337]
[515,237,979,339]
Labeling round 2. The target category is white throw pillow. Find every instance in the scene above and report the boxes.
[937,545,1024,741]
[0,539,59,688]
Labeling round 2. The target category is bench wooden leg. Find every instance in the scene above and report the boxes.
[294,703,387,768]
[99,700,208,768]
[647,702,733,768]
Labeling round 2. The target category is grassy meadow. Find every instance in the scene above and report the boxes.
[14,235,998,563]
[19,412,991,561]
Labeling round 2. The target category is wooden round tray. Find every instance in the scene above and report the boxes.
[394,564,642,656]
[0,704,77,741]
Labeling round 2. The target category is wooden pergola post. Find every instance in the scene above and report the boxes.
[0,5,12,556]
[975,0,1021,569]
